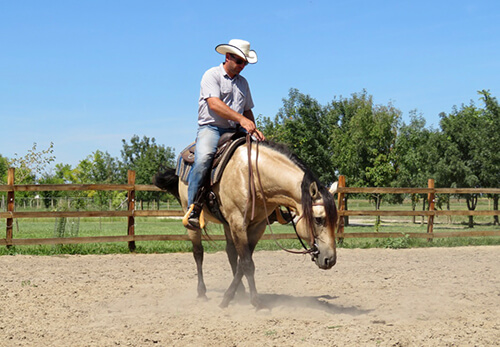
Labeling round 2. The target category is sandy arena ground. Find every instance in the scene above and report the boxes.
[1,246,499,346]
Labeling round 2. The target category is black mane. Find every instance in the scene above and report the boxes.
[259,140,310,173]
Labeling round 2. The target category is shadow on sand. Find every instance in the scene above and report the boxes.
[233,292,372,316]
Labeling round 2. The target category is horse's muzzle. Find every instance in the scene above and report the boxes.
[311,244,336,270]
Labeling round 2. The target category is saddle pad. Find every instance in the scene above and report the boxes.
[175,142,195,183]
[175,137,246,186]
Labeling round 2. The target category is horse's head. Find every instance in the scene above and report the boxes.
[297,175,337,270]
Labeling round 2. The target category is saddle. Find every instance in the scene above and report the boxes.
[175,130,247,186]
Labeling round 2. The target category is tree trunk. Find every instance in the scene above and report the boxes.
[344,195,349,226]
[493,195,499,226]
[375,194,381,226]
[466,194,478,228]
[421,195,427,225]
[447,199,452,224]
[411,194,417,224]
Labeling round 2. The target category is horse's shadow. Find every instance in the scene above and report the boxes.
[219,291,371,316]
[259,293,371,315]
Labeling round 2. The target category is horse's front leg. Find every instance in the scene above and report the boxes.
[220,221,267,309]
[220,248,260,308]
[188,229,207,300]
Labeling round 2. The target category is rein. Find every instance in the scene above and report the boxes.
[243,135,318,256]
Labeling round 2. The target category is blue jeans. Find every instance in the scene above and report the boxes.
[187,125,235,206]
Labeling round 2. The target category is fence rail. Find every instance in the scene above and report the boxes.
[1,169,499,249]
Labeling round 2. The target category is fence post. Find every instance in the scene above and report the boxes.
[337,175,346,242]
[6,168,15,247]
[127,170,136,252]
[427,178,435,241]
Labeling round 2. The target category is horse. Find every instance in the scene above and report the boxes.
[153,139,337,309]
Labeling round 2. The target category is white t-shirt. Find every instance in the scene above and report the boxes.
[197,63,254,128]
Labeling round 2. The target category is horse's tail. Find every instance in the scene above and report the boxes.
[153,167,180,202]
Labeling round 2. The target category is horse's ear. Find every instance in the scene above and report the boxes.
[309,181,320,199]
[329,181,338,195]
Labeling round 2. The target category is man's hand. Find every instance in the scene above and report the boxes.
[239,117,265,141]
[207,97,266,141]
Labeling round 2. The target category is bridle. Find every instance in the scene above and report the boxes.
[284,206,320,257]
[243,134,321,257]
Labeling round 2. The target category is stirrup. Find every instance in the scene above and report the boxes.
[183,204,205,230]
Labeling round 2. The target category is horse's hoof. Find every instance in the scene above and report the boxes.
[251,296,267,311]
[197,294,208,301]
[235,287,246,300]
[219,297,230,309]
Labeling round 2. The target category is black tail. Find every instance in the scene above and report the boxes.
[152,167,180,202]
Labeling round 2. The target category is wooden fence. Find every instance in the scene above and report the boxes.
[1,168,499,250]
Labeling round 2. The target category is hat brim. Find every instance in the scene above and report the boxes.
[215,44,258,64]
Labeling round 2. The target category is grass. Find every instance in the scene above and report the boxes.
[1,196,499,255]
[0,216,498,256]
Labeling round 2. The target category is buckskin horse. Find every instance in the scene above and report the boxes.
[153,138,337,309]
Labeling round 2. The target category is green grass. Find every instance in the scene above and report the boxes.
[0,216,498,256]
[1,196,498,255]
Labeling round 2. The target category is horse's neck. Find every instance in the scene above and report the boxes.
[249,144,304,208]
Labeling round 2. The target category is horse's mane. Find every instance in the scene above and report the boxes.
[259,140,310,173]
[259,141,337,233]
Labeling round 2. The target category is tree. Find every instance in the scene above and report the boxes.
[259,88,334,184]
[75,151,121,210]
[37,172,66,209]
[328,90,401,225]
[120,135,176,206]
[7,142,55,184]
[3,142,56,204]
[477,90,500,225]
[436,99,491,228]
[0,155,8,210]
[76,150,120,184]
[393,112,441,222]
[0,155,8,184]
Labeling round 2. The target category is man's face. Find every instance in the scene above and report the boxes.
[226,53,248,77]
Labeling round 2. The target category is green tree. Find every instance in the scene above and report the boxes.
[260,88,334,184]
[120,135,176,207]
[436,98,492,228]
[393,112,441,222]
[76,151,120,184]
[477,90,500,224]
[0,155,8,210]
[75,151,121,210]
[54,163,78,183]
[7,142,55,184]
[3,142,56,204]
[0,155,8,184]
[329,90,401,225]
[38,172,66,209]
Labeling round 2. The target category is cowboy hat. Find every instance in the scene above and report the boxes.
[215,39,258,64]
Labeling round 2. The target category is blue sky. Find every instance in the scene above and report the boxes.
[1,0,498,168]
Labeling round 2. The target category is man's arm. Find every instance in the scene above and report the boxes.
[206,97,264,140]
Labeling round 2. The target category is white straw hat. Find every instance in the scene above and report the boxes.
[215,39,258,64]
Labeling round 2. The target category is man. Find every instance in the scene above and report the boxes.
[184,39,265,230]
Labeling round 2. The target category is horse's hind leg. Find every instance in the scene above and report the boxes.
[189,229,207,300]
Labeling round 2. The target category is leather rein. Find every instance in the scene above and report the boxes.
[243,134,319,256]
